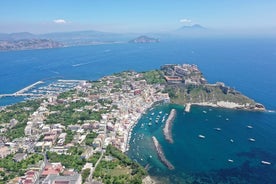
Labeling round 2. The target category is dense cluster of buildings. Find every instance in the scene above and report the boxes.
[162,64,207,85]
[0,71,170,183]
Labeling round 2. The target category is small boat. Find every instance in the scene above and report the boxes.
[226,118,229,121]
[230,139,234,143]
[247,125,253,129]
[149,155,152,158]
[198,134,205,139]
[148,122,152,126]
[261,161,271,165]
[228,159,234,163]
[203,111,207,114]
[248,138,256,142]
[151,112,154,116]
[214,128,221,131]
[159,111,162,114]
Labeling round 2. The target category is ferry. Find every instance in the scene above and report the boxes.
[198,134,205,139]
[261,161,271,165]
[214,128,221,131]
[247,125,253,129]
[248,138,256,142]
[228,159,234,163]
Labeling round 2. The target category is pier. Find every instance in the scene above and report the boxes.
[185,103,191,112]
[163,109,176,143]
[0,81,44,98]
[152,136,174,170]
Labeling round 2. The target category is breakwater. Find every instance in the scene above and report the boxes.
[163,109,176,143]
[152,136,174,170]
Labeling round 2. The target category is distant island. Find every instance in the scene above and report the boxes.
[129,35,160,43]
[0,39,63,51]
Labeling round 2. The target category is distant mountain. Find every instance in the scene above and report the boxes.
[0,32,37,41]
[129,35,160,43]
[0,39,63,51]
[178,24,206,31]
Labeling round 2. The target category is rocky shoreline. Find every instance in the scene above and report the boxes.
[163,109,176,143]
[152,136,174,170]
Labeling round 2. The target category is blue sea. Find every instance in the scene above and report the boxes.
[1,38,276,183]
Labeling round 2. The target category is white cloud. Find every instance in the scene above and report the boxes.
[53,19,67,24]
[179,18,192,24]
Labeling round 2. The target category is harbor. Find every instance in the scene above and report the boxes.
[0,80,85,102]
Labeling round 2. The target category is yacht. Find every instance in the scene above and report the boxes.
[198,134,205,139]
[261,161,271,165]
[248,138,256,142]
[214,128,221,131]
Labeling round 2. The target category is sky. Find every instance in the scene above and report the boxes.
[1,0,276,35]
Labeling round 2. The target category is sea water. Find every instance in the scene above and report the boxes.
[0,38,276,183]
[127,104,276,183]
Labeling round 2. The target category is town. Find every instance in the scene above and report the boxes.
[0,69,169,184]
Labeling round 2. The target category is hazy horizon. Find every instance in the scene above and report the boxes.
[1,1,276,36]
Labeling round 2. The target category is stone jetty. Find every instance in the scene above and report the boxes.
[152,136,174,170]
[163,109,176,143]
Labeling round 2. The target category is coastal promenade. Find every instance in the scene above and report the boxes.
[163,109,176,143]
[152,136,174,170]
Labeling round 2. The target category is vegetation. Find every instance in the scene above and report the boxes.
[46,100,104,125]
[81,168,90,183]
[166,84,255,105]
[85,132,98,146]
[0,153,43,183]
[93,145,147,184]
[142,70,166,84]
[64,129,74,144]
[46,147,86,172]
[0,99,41,124]
[87,152,101,166]
[57,89,77,99]
[0,99,42,140]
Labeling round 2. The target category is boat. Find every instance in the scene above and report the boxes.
[247,125,253,129]
[198,134,205,139]
[248,138,256,142]
[214,128,221,131]
[228,159,234,163]
[230,139,234,143]
[203,111,207,113]
[148,122,152,126]
[159,111,162,114]
[151,112,155,116]
[261,161,271,165]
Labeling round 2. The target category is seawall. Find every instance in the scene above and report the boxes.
[163,109,176,143]
[152,136,174,170]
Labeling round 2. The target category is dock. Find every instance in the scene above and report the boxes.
[185,103,191,112]
[152,136,174,170]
